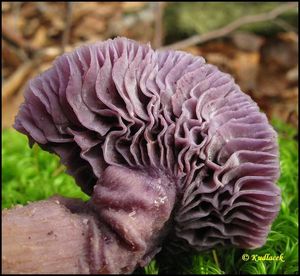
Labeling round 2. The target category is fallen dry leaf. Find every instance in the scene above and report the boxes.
[2,61,34,101]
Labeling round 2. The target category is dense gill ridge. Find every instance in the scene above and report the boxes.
[14,37,280,250]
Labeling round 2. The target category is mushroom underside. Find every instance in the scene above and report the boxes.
[14,37,281,253]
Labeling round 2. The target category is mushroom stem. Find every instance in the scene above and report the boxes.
[2,197,92,274]
[2,166,176,274]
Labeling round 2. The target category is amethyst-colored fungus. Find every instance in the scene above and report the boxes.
[4,37,281,274]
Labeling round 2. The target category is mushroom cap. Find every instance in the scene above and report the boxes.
[14,37,281,251]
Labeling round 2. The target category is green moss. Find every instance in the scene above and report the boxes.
[144,260,159,275]
[1,119,298,274]
[1,129,89,209]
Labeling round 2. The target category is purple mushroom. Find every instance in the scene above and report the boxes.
[3,37,281,274]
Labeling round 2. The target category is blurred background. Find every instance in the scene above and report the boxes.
[1,2,299,130]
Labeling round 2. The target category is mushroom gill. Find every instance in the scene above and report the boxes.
[6,37,280,273]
